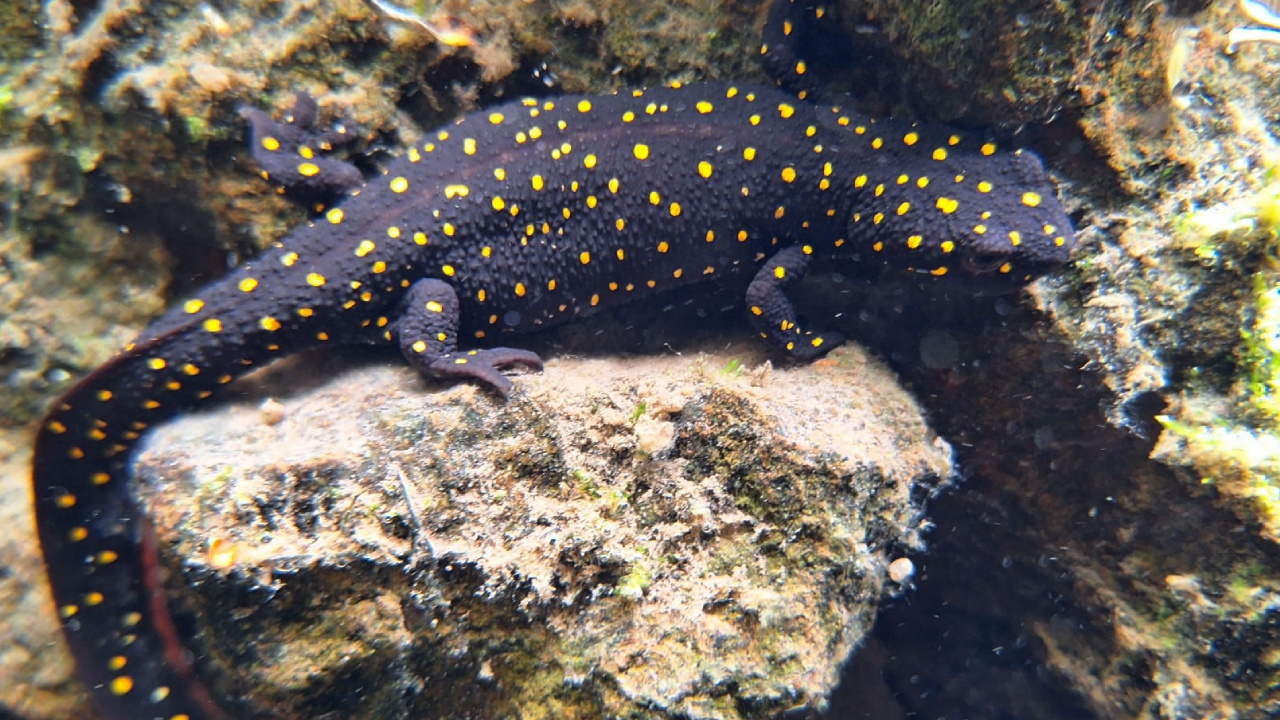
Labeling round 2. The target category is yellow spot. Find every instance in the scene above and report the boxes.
[204,318,223,333]
[931,267,948,276]
[749,114,761,126]
[823,162,833,176]
[907,235,923,249]
[408,147,421,162]
[54,492,76,508]
[1021,191,1042,207]
[981,142,997,156]
[425,301,444,313]
[579,251,591,264]
[411,340,427,353]
[658,241,669,253]
[238,277,258,293]
[904,132,919,145]
[774,266,786,279]
[414,232,428,245]
[463,138,477,155]
[854,175,867,188]
[515,282,526,297]
[977,181,993,193]
[492,196,506,211]
[390,177,409,194]
[579,153,597,170]
[936,197,959,214]
[548,279,557,291]
[897,202,911,215]
[698,161,713,178]
[974,224,987,234]
[443,223,456,236]
[307,272,327,287]
[68,527,88,542]
[872,137,883,149]
[932,148,948,161]
[673,268,683,278]
[577,99,592,113]
[622,111,636,123]
[608,177,620,193]
[97,550,118,564]
[260,316,281,331]
[649,191,661,205]
[591,294,600,306]
[781,167,796,183]
[941,240,956,253]
[108,676,134,696]
[1009,231,1022,246]
[616,218,626,231]
[562,207,571,219]
[917,177,930,188]
[262,137,280,151]
[515,132,527,144]
[355,240,377,257]
[91,471,111,485]
[696,100,713,114]
[281,251,298,267]
[184,299,204,314]
[897,174,909,185]
[706,230,715,242]
[669,202,681,217]
[147,357,167,370]
[327,208,344,224]
[743,147,757,161]
[142,399,160,410]
[532,175,544,191]
[778,103,795,118]
[873,212,884,224]
[444,184,469,198]
[529,127,544,140]
[297,163,319,177]
[775,206,785,219]
[633,143,650,160]
[737,230,748,241]
[372,260,387,274]
[811,337,824,347]
[587,195,597,208]
[477,289,487,302]
[795,61,807,75]
[107,654,125,669]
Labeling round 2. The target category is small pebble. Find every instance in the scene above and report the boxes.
[259,398,286,425]
[888,557,915,584]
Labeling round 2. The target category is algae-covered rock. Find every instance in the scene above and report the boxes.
[132,345,950,720]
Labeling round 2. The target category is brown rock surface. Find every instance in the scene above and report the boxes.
[131,344,951,719]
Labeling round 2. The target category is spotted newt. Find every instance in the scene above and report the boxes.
[31,1,1075,718]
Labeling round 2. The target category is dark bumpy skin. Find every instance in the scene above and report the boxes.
[32,2,1076,719]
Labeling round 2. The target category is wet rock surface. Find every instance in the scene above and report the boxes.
[133,344,951,720]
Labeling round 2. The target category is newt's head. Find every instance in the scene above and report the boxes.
[861,144,1075,293]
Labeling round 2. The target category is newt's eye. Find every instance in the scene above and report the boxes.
[963,252,1008,274]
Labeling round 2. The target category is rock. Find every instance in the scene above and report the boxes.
[134,344,952,719]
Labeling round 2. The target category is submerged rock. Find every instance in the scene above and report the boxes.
[134,344,951,719]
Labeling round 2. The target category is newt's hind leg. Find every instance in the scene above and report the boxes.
[745,245,845,361]
[395,279,543,396]
[240,92,363,197]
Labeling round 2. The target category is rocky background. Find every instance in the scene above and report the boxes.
[2,0,1278,718]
